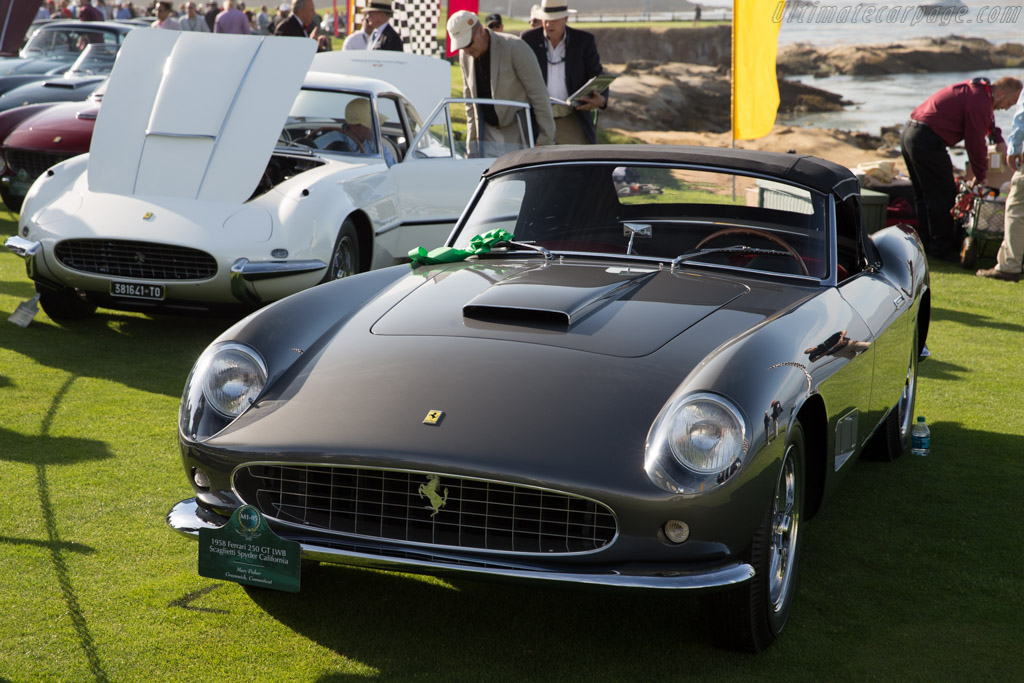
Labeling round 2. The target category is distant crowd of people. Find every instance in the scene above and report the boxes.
[40,0,611,147]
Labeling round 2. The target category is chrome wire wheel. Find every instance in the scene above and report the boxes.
[769,443,801,614]
[331,234,357,279]
[322,218,361,283]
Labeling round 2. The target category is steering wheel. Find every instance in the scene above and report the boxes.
[319,127,364,154]
[695,227,809,276]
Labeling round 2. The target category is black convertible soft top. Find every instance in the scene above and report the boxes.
[484,145,862,202]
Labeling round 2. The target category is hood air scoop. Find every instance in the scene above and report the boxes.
[463,267,656,328]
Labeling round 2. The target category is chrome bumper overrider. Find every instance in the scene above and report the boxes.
[4,235,51,284]
[230,257,326,306]
[166,498,754,591]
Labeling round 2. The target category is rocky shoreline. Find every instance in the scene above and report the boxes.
[596,28,1023,162]
[778,36,1024,77]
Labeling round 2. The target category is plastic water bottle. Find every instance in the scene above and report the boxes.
[911,416,930,456]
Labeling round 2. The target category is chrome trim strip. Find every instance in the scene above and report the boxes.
[230,258,327,305]
[167,498,753,591]
[229,461,620,557]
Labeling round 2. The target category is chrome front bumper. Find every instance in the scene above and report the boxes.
[167,498,754,591]
[229,257,326,306]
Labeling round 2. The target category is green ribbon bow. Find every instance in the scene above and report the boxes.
[408,228,514,267]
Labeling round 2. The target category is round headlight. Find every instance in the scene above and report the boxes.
[200,343,267,418]
[667,396,745,474]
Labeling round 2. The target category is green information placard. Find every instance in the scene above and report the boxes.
[198,505,301,593]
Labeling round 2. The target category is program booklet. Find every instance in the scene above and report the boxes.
[549,73,616,108]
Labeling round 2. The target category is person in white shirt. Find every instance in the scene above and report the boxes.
[341,16,371,50]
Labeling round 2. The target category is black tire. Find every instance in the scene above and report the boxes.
[864,328,918,461]
[0,186,23,214]
[36,284,97,321]
[702,421,805,652]
[959,235,978,269]
[321,218,361,283]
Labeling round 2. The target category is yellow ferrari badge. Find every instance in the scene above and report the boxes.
[423,410,444,425]
[143,212,154,220]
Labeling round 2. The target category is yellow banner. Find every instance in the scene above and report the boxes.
[732,0,785,140]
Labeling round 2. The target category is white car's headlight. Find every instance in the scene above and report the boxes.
[199,343,267,418]
[645,392,748,494]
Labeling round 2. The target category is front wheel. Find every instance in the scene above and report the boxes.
[321,218,361,283]
[702,421,805,652]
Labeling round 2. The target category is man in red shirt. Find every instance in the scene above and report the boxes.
[77,0,105,20]
[900,76,1021,261]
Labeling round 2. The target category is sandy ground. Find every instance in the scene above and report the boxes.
[617,125,907,173]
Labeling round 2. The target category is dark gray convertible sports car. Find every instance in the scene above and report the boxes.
[168,146,929,652]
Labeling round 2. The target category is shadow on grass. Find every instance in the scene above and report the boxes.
[0,277,35,299]
[0,310,234,397]
[930,305,1024,335]
[917,356,967,381]
[3,377,113,682]
[249,569,710,680]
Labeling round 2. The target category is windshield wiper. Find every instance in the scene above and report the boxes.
[497,240,555,260]
[670,246,792,270]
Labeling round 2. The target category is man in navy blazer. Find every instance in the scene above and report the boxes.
[521,1,608,144]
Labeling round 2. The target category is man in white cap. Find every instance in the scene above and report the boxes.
[311,98,396,166]
[447,9,555,155]
[364,0,402,51]
[521,0,608,144]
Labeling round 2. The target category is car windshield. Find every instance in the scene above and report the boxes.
[66,43,118,76]
[279,89,384,162]
[453,162,833,280]
[22,27,119,59]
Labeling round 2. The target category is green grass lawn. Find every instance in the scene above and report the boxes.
[2,200,1024,679]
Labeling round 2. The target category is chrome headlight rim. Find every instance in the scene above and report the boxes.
[645,391,749,495]
[197,341,268,420]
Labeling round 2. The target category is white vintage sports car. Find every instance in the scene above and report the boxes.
[5,31,533,319]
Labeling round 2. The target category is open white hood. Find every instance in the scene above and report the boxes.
[312,49,449,123]
[88,31,315,203]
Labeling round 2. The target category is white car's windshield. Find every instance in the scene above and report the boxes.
[280,89,386,162]
[454,163,833,280]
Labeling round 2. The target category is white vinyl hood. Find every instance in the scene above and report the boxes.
[88,31,315,203]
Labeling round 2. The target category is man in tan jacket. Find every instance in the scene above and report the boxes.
[447,10,555,156]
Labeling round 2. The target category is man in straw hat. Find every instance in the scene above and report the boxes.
[447,9,555,155]
[364,0,403,51]
[521,0,608,144]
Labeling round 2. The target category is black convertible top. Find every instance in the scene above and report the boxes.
[484,145,862,201]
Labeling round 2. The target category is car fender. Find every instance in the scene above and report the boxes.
[657,286,875,521]
[213,264,412,390]
[0,102,54,145]
[19,152,88,230]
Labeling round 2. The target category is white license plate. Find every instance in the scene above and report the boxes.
[110,281,165,300]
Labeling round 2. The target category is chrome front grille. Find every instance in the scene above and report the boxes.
[233,464,617,555]
[54,239,217,280]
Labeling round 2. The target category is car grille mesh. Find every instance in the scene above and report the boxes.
[54,239,217,280]
[5,150,72,181]
[233,464,617,555]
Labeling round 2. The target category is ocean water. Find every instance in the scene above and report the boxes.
[766,0,1024,140]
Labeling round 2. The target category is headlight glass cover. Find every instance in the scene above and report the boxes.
[645,392,748,494]
[199,343,268,418]
[668,398,745,473]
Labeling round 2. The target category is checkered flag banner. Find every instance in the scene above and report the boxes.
[393,0,440,56]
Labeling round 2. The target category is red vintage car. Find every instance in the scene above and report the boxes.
[0,83,100,212]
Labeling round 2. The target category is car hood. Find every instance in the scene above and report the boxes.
[88,31,314,203]
[373,260,750,358]
[4,100,96,143]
